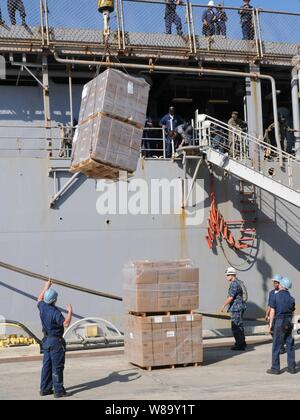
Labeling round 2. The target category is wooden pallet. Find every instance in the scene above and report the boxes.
[70,158,133,180]
[128,310,194,317]
[131,362,202,371]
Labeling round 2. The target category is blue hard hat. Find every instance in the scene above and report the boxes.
[279,277,292,290]
[44,288,58,304]
[272,274,282,282]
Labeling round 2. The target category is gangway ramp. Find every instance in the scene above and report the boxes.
[195,115,300,208]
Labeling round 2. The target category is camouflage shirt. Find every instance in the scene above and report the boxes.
[228,279,246,312]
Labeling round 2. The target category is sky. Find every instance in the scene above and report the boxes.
[221,0,299,13]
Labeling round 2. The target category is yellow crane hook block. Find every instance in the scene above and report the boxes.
[98,0,114,13]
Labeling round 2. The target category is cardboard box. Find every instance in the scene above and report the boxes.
[123,260,199,313]
[125,314,203,368]
[71,69,149,178]
[79,68,149,128]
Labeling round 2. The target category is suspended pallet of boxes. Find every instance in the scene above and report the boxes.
[123,260,203,370]
[70,69,150,179]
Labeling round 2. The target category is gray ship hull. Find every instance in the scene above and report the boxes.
[0,61,299,339]
[0,153,299,337]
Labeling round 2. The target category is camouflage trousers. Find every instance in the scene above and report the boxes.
[230,310,246,348]
[8,0,26,25]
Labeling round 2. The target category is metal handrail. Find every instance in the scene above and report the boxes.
[198,114,298,162]
[196,114,299,189]
[122,0,300,15]
[0,124,76,129]
[140,127,167,159]
[0,1,299,54]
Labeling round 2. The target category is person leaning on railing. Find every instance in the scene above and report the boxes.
[264,117,297,157]
[227,111,247,157]
[177,122,193,149]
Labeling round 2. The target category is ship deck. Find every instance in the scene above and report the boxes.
[0,26,298,67]
[0,0,299,66]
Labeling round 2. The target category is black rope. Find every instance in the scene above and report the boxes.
[197,312,266,322]
[0,260,123,302]
[0,261,276,324]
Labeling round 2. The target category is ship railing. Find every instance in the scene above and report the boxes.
[257,9,300,57]
[190,3,261,57]
[0,123,76,159]
[0,124,168,160]
[120,0,193,54]
[45,0,122,48]
[140,127,168,159]
[0,0,45,44]
[1,1,300,57]
[195,114,299,189]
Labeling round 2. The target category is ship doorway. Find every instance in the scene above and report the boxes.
[148,73,246,125]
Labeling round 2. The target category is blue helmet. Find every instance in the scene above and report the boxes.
[279,277,292,290]
[272,274,282,282]
[44,288,58,304]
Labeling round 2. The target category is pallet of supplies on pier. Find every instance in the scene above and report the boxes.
[70,68,150,179]
[125,313,203,369]
[123,259,199,313]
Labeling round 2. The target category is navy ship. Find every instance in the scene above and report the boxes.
[0,0,299,338]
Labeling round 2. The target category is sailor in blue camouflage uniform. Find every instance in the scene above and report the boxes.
[239,0,254,40]
[202,1,216,37]
[215,4,227,37]
[7,0,27,26]
[221,267,247,351]
[267,277,296,375]
[164,0,183,36]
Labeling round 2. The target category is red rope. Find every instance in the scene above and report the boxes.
[205,187,250,251]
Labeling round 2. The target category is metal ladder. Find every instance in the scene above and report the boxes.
[237,180,257,248]
[194,114,300,208]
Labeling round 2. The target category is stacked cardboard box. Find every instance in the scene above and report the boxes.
[123,260,202,368]
[123,260,199,313]
[125,314,203,368]
[70,68,150,179]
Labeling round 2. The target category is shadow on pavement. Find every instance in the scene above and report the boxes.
[203,340,272,366]
[66,370,141,396]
